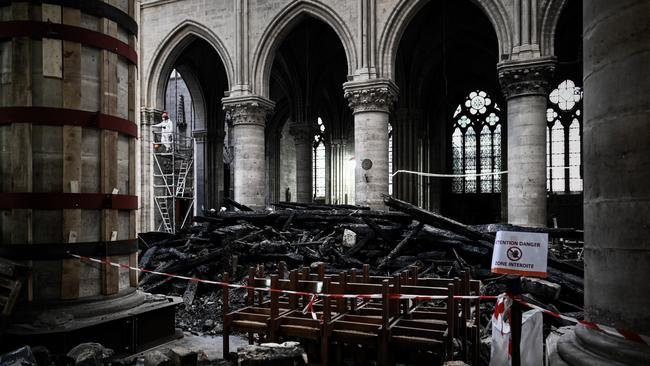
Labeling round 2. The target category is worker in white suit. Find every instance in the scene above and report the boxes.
[152,111,174,151]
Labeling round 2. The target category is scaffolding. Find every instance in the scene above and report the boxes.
[153,132,194,233]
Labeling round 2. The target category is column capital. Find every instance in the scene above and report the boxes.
[192,129,207,143]
[222,95,274,127]
[343,79,398,114]
[497,57,556,99]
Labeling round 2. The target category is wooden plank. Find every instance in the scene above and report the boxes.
[60,6,82,300]
[129,251,137,286]
[100,14,120,295]
[41,4,63,80]
[10,3,32,248]
[127,0,136,252]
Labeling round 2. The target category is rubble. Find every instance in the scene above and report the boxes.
[237,342,307,366]
[66,343,114,366]
[521,276,562,301]
[0,346,37,366]
[136,197,585,363]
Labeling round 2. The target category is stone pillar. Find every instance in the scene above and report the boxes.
[140,108,161,232]
[498,59,555,227]
[289,123,314,203]
[192,129,206,214]
[556,1,650,363]
[344,79,397,210]
[222,96,274,210]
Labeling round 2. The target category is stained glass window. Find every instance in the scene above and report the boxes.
[313,117,326,198]
[388,123,393,195]
[451,90,501,193]
[546,80,583,193]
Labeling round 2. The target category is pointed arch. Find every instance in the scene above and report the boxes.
[145,20,234,108]
[251,0,358,98]
[378,0,511,79]
[540,0,568,56]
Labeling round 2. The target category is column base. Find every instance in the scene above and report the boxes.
[3,290,181,355]
[553,325,650,365]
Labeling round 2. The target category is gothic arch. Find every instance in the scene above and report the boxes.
[251,0,358,98]
[378,0,511,79]
[540,0,568,56]
[145,20,234,109]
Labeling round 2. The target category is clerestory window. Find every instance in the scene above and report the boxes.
[451,90,502,194]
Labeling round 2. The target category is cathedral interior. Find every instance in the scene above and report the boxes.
[0,0,648,365]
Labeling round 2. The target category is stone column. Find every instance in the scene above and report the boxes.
[289,123,314,203]
[222,96,274,210]
[344,79,398,210]
[140,107,162,232]
[498,59,555,227]
[556,1,650,364]
[192,129,206,214]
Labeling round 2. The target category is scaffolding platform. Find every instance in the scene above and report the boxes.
[153,132,194,233]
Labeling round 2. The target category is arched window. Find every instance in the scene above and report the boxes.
[388,123,393,195]
[313,117,326,199]
[452,90,501,193]
[546,80,583,193]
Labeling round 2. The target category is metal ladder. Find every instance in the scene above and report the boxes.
[176,158,193,197]
[155,196,173,233]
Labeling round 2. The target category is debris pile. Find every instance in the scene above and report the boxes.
[138,196,584,352]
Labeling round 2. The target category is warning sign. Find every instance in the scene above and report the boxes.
[491,231,549,277]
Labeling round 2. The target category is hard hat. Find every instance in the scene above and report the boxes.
[162,112,169,118]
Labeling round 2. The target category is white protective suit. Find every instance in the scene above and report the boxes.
[152,117,174,151]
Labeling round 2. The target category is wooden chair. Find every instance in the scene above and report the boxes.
[467,278,482,365]
[388,280,456,362]
[328,278,394,366]
[222,269,296,358]
[274,276,341,366]
[406,267,481,363]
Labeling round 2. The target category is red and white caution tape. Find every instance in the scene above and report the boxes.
[513,296,650,345]
[67,252,491,301]
[68,253,649,345]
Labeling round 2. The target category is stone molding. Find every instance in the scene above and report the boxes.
[140,107,163,125]
[222,95,274,127]
[497,57,556,99]
[343,79,398,114]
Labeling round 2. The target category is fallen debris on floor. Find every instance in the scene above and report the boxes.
[136,197,584,364]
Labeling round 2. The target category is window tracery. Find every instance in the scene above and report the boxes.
[452,90,501,194]
[546,79,583,193]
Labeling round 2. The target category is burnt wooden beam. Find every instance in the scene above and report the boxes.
[224,197,253,212]
[378,222,424,268]
[383,194,584,277]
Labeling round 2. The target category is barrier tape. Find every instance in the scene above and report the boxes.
[67,253,492,301]
[512,296,650,345]
[68,253,649,345]
[391,166,577,178]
